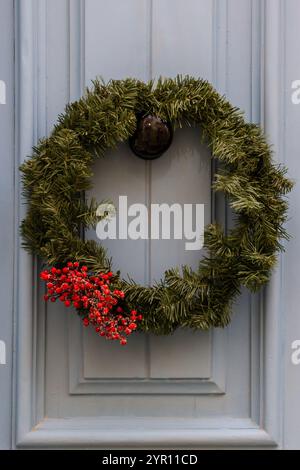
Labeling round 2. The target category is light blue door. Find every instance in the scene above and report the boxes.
[36,0,263,441]
[2,0,300,449]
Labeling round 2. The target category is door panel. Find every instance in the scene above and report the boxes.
[83,0,213,387]
[89,145,148,284]
[13,0,298,449]
[152,0,214,79]
[41,0,260,430]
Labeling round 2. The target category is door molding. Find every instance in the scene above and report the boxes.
[14,0,284,448]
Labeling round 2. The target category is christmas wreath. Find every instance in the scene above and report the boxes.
[20,76,292,345]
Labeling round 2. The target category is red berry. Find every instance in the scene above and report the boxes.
[40,271,49,280]
[41,262,135,345]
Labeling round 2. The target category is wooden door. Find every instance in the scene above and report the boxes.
[12,0,299,449]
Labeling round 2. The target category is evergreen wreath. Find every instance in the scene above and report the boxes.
[20,76,293,344]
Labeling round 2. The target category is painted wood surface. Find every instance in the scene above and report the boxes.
[2,0,299,449]
[43,0,256,430]
[0,0,14,450]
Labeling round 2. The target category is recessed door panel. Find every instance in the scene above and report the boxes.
[42,0,260,427]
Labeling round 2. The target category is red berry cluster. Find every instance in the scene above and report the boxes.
[40,262,142,345]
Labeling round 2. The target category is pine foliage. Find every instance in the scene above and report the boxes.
[20,76,293,334]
